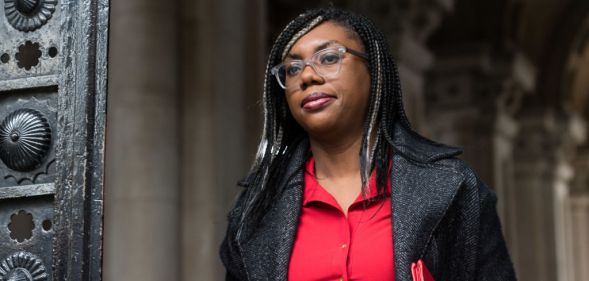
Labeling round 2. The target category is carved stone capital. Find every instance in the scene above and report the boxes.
[514,109,586,173]
[427,50,535,117]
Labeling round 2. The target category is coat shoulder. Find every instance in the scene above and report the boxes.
[435,156,495,198]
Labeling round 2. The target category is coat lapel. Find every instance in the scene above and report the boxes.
[390,123,465,281]
[391,154,465,280]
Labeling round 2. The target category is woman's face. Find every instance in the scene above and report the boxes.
[284,21,371,141]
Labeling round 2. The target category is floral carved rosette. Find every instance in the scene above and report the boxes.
[0,251,48,281]
[4,0,57,32]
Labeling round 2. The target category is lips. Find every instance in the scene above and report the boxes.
[301,92,336,111]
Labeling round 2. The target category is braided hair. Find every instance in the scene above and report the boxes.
[235,7,411,241]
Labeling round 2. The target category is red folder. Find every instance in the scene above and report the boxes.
[411,259,435,281]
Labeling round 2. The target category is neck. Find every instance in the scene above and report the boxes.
[309,133,363,180]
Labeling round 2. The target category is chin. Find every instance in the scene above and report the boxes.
[301,120,339,137]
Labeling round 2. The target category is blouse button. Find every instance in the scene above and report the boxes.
[341,244,347,248]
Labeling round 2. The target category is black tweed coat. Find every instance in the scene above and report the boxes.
[221,122,517,281]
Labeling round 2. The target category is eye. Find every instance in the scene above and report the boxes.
[319,52,341,65]
[285,62,302,76]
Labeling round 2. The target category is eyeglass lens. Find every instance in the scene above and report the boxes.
[276,49,344,89]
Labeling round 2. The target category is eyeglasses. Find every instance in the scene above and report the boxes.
[270,45,367,90]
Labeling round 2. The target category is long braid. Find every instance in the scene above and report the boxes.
[236,10,324,241]
[234,7,412,241]
[348,11,397,196]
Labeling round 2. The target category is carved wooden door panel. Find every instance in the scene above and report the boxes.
[0,0,108,280]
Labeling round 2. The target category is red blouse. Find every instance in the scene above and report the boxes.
[288,157,395,281]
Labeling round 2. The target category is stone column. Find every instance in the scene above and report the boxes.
[569,196,589,280]
[179,0,265,280]
[511,110,585,281]
[559,146,589,281]
[554,160,575,281]
[511,110,557,281]
[104,0,180,280]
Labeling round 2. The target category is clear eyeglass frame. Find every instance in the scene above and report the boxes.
[270,45,367,90]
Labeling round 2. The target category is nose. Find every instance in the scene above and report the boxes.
[299,63,324,90]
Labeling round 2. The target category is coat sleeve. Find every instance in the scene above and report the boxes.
[220,186,249,281]
[220,234,244,280]
[475,185,517,281]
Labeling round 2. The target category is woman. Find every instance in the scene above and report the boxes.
[221,7,516,281]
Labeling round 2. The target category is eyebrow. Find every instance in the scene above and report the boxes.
[286,40,340,60]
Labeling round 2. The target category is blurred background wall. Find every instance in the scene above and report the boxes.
[103,0,589,280]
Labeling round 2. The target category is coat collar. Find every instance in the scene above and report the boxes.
[240,123,465,280]
[390,122,462,162]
